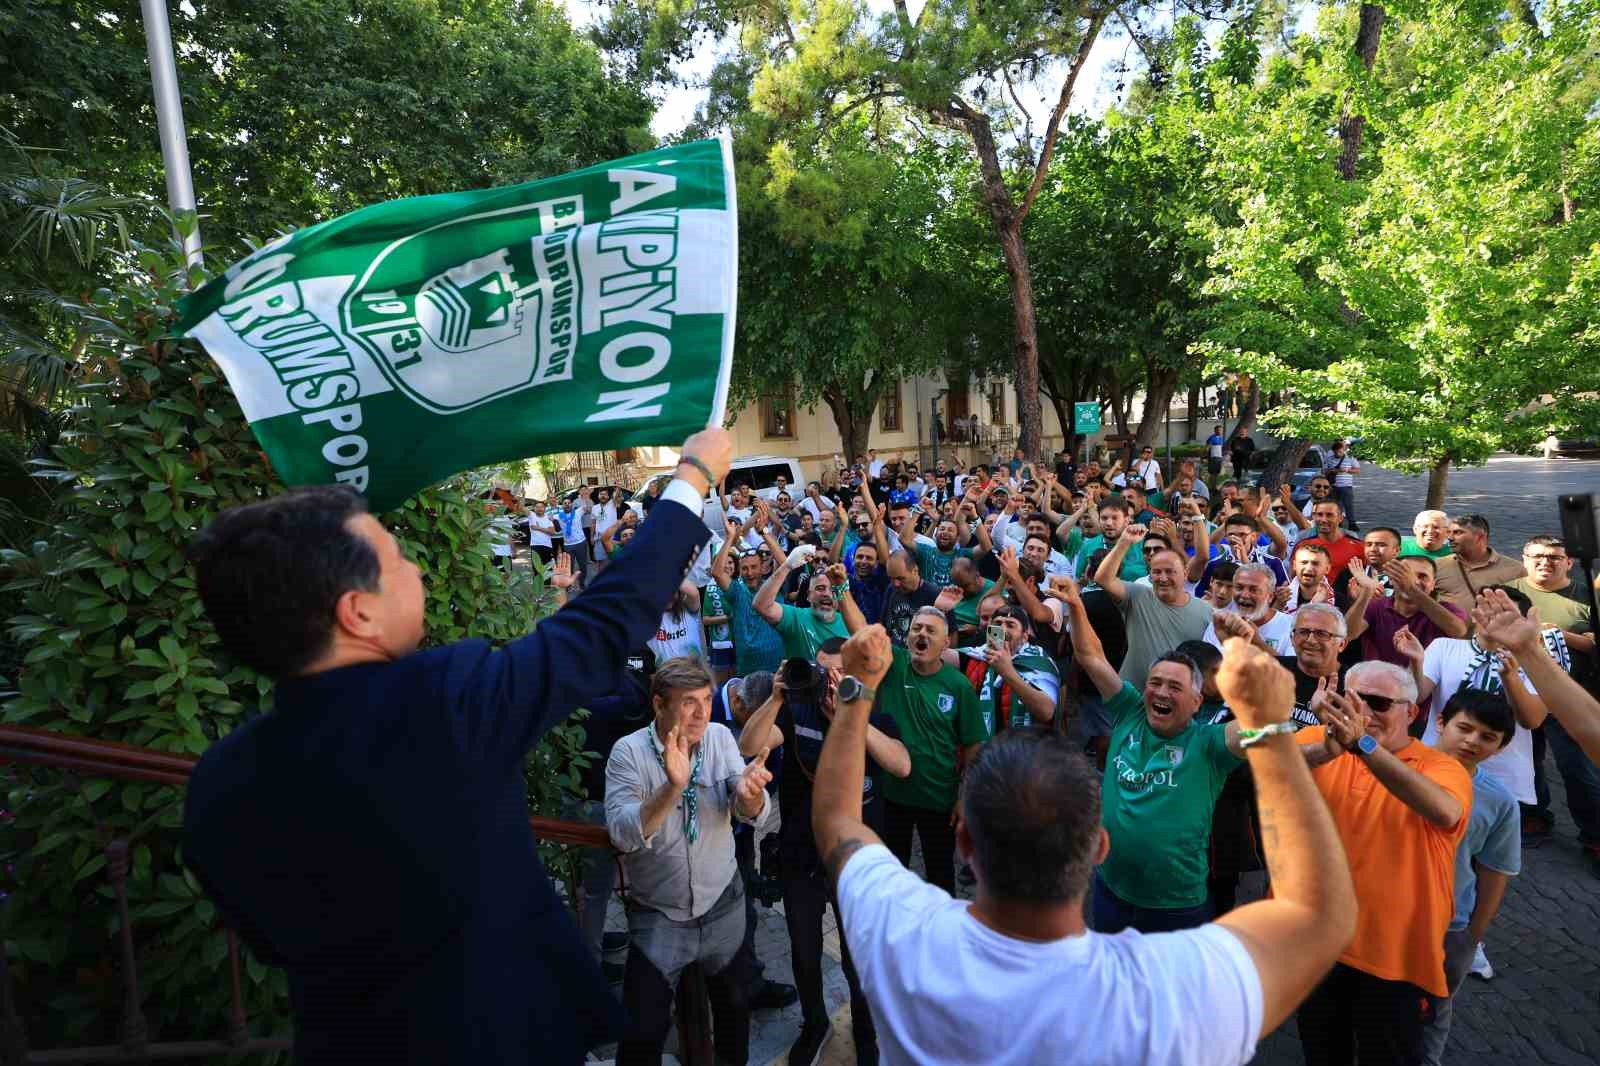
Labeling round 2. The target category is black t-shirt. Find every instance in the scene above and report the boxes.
[776,699,900,872]
[1079,586,1128,670]
[882,580,942,647]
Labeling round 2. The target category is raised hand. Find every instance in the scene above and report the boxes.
[826,562,850,586]
[1307,674,1335,719]
[662,725,693,790]
[1278,483,1295,505]
[549,552,576,590]
[1272,583,1292,611]
[1049,574,1083,608]
[1322,689,1372,752]
[786,543,818,569]
[1215,639,1296,731]
[1392,624,1426,664]
[1346,558,1380,593]
[736,748,772,810]
[679,427,734,487]
[934,584,963,612]
[1381,560,1418,597]
[1312,578,1336,604]
[1472,589,1543,655]
[1121,523,1149,545]
[842,624,894,688]
[1212,608,1258,644]
[997,545,1023,580]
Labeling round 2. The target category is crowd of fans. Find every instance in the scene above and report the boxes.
[552,444,1598,1066]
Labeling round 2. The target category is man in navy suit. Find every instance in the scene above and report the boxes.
[182,430,732,1064]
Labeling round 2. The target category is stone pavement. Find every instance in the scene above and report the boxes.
[591,457,1600,1065]
[1348,455,1599,559]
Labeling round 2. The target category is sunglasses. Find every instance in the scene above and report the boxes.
[1352,691,1404,714]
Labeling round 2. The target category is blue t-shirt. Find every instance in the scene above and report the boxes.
[1451,767,1521,930]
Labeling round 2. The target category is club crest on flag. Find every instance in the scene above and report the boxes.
[174,139,737,512]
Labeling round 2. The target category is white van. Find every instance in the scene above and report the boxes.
[632,455,806,533]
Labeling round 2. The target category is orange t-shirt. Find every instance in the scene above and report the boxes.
[1301,727,1472,996]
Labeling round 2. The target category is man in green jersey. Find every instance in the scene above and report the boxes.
[1063,497,1149,582]
[946,556,994,645]
[754,543,848,661]
[1057,575,1295,934]
[837,578,985,893]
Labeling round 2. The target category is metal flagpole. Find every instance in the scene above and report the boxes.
[140,0,203,270]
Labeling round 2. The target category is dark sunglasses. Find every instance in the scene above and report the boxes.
[1352,691,1404,714]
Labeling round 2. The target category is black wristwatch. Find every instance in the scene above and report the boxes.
[836,675,877,705]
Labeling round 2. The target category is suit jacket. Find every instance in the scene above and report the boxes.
[183,499,711,1064]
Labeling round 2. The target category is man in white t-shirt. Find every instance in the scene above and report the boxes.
[525,500,558,567]
[1204,563,1294,655]
[1402,587,1556,806]
[808,626,1357,1066]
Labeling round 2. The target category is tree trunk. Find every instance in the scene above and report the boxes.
[1227,380,1261,445]
[1102,375,1131,437]
[1336,5,1386,180]
[1425,455,1452,512]
[1259,437,1312,494]
[1184,383,1201,441]
[961,112,1044,462]
[1132,365,1179,449]
[821,384,879,467]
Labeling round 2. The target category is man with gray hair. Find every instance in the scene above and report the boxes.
[606,657,779,1065]
[837,588,983,894]
[1204,562,1294,655]
[1402,509,1454,561]
[1293,660,1472,1066]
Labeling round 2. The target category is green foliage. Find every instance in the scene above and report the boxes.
[0,0,653,250]
[0,237,586,1046]
[1195,0,1600,473]
[731,122,957,456]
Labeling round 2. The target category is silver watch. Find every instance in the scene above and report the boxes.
[836,675,877,705]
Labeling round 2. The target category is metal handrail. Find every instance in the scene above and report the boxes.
[0,724,713,1065]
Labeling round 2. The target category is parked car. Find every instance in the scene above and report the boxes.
[633,455,808,534]
[1239,446,1329,508]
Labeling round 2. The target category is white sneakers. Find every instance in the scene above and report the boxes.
[1469,941,1495,981]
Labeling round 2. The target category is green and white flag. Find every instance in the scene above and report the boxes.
[175,139,737,511]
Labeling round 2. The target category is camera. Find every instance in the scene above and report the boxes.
[780,657,829,709]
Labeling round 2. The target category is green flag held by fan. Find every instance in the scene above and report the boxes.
[175,139,737,511]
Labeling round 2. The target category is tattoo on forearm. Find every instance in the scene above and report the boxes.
[824,837,871,885]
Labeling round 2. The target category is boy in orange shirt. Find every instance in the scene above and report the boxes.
[1295,660,1472,1066]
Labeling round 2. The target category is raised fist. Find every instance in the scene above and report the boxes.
[679,428,733,487]
[1215,639,1295,731]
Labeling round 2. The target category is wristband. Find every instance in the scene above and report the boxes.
[831,583,850,600]
[676,455,716,487]
[1237,721,1297,749]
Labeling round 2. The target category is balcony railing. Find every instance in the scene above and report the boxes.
[0,724,714,1065]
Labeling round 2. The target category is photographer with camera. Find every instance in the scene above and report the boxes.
[740,640,910,1065]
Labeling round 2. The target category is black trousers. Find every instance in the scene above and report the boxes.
[1298,962,1434,1066]
[880,798,956,894]
[781,866,875,1050]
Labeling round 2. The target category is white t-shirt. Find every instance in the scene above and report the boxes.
[837,845,1263,1066]
[1419,637,1539,803]
[525,512,556,549]
[591,501,619,542]
[1134,458,1162,490]
[648,607,705,664]
[724,505,760,550]
[1204,610,1295,655]
[801,495,837,525]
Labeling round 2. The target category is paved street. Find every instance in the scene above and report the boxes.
[1350,456,1599,559]
[597,457,1600,1066]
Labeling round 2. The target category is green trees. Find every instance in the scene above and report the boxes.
[605,0,1132,459]
[0,0,641,1043]
[1193,0,1600,503]
[0,0,653,247]
[731,128,960,459]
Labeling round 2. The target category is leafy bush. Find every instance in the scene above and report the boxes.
[0,236,584,1048]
